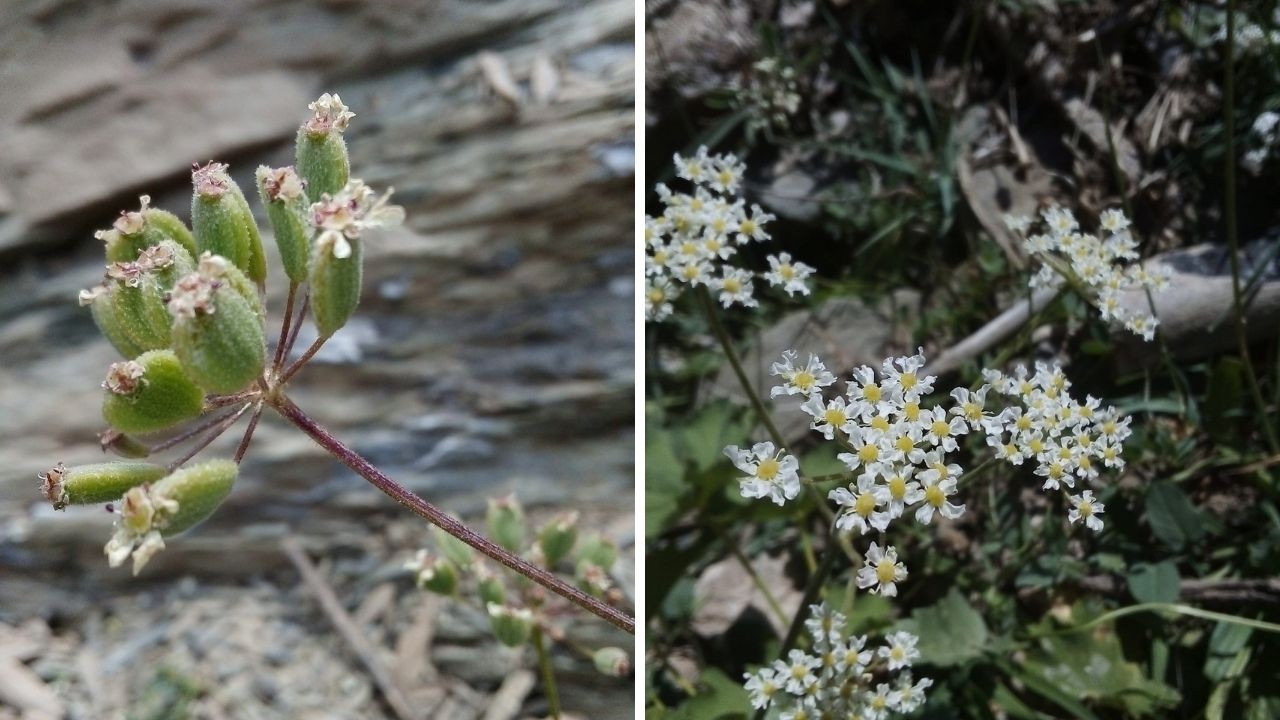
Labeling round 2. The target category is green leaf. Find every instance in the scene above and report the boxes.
[645,427,685,539]
[1128,561,1180,604]
[1205,620,1254,682]
[666,668,748,720]
[1020,623,1180,717]
[1145,482,1205,550]
[897,589,987,666]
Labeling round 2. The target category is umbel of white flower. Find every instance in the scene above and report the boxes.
[1003,206,1169,341]
[644,146,812,321]
[743,602,932,719]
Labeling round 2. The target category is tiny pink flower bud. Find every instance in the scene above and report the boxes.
[305,93,355,134]
[192,161,231,198]
[103,360,146,395]
[113,195,151,236]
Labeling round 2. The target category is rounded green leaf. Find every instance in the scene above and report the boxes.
[102,350,205,434]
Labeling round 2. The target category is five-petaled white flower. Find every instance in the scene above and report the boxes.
[857,542,907,597]
[763,252,815,296]
[770,350,836,399]
[1068,489,1106,531]
[725,442,801,506]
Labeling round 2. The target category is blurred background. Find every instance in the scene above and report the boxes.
[0,1,633,718]
[645,1,1280,718]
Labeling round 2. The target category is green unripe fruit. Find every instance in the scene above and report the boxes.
[82,284,146,358]
[576,533,618,570]
[150,459,238,536]
[169,262,266,394]
[592,647,631,678]
[309,232,362,336]
[99,430,152,459]
[432,526,475,569]
[256,165,313,284]
[38,461,167,510]
[99,195,196,262]
[486,496,526,553]
[196,252,265,325]
[487,604,533,648]
[102,351,204,434]
[538,511,579,567]
[295,130,350,200]
[476,565,507,606]
[100,243,196,352]
[191,162,267,285]
[416,557,459,595]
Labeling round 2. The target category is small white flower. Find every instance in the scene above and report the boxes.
[857,542,907,597]
[1068,489,1105,531]
[800,395,856,440]
[743,668,782,710]
[776,649,821,694]
[763,252,815,296]
[307,92,355,132]
[879,631,920,671]
[830,474,890,535]
[311,180,405,258]
[880,348,934,402]
[710,266,757,308]
[893,674,933,713]
[914,472,965,525]
[735,203,775,244]
[770,350,836,399]
[645,277,676,322]
[725,442,801,506]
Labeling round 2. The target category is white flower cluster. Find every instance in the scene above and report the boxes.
[645,147,813,321]
[732,57,802,134]
[1244,110,1280,175]
[1004,207,1169,341]
[743,603,931,720]
[980,363,1127,532]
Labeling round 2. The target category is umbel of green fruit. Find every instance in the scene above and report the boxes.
[105,459,238,574]
[295,93,353,199]
[101,350,204,434]
[97,194,197,263]
[38,461,167,510]
[168,255,266,394]
[191,162,267,284]
[256,165,312,284]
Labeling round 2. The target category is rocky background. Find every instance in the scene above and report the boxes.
[0,1,635,718]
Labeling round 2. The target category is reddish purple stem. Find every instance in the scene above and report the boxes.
[272,394,634,635]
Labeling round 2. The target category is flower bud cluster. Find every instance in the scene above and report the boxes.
[645,148,810,321]
[743,602,931,720]
[731,57,802,134]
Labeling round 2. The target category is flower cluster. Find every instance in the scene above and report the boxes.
[980,363,1126,532]
[731,57,802,134]
[1244,110,1280,175]
[1004,207,1169,341]
[645,147,812,321]
[743,603,931,720]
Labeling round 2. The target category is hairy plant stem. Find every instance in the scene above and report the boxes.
[1223,0,1280,454]
[272,282,298,372]
[278,335,329,386]
[283,290,310,361]
[271,394,635,634]
[532,626,562,720]
[166,402,252,471]
[697,287,787,449]
[234,403,264,463]
[150,406,249,454]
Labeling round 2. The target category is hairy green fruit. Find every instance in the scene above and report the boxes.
[538,511,579,567]
[487,604,533,648]
[417,557,459,595]
[38,461,167,510]
[102,351,204,434]
[576,533,618,570]
[477,572,506,607]
[152,459,238,536]
[309,233,362,336]
[256,165,313,284]
[296,130,350,200]
[169,262,266,394]
[592,647,631,678]
[99,242,197,353]
[82,284,147,359]
[191,162,267,285]
[99,195,197,262]
[486,496,527,553]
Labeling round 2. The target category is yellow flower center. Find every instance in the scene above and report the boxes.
[1016,415,1032,431]
[793,371,815,391]
[903,402,920,421]
[723,277,741,294]
[779,264,795,280]
[871,416,890,431]
[791,664,808,680]
[1103,420,1117,435]
[647,288,665,304]
[888,476,907,499]
[930,420,950,437]
[1079,501,1094,516]
[876,558,897,584]
[925,484,945,507]
[964,402,981,420]
[756,458,781,481]
[824,408,846,427]
[652,250,668,265]
[1048,462,1063,479]
[1029,437,1044,454]
[680,241,697,255]
[855,493,876,517]
[900,372,917,390]
[858,444,879,464]
[894,434,913,453]
[740,220,757,235]
[890,646,905,661]
[863,384,882,403]
[931,461,950,479]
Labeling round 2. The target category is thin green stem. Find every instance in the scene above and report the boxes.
[1223,0,1280,454]
[533,626,562,720]
[697,287,786,449]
